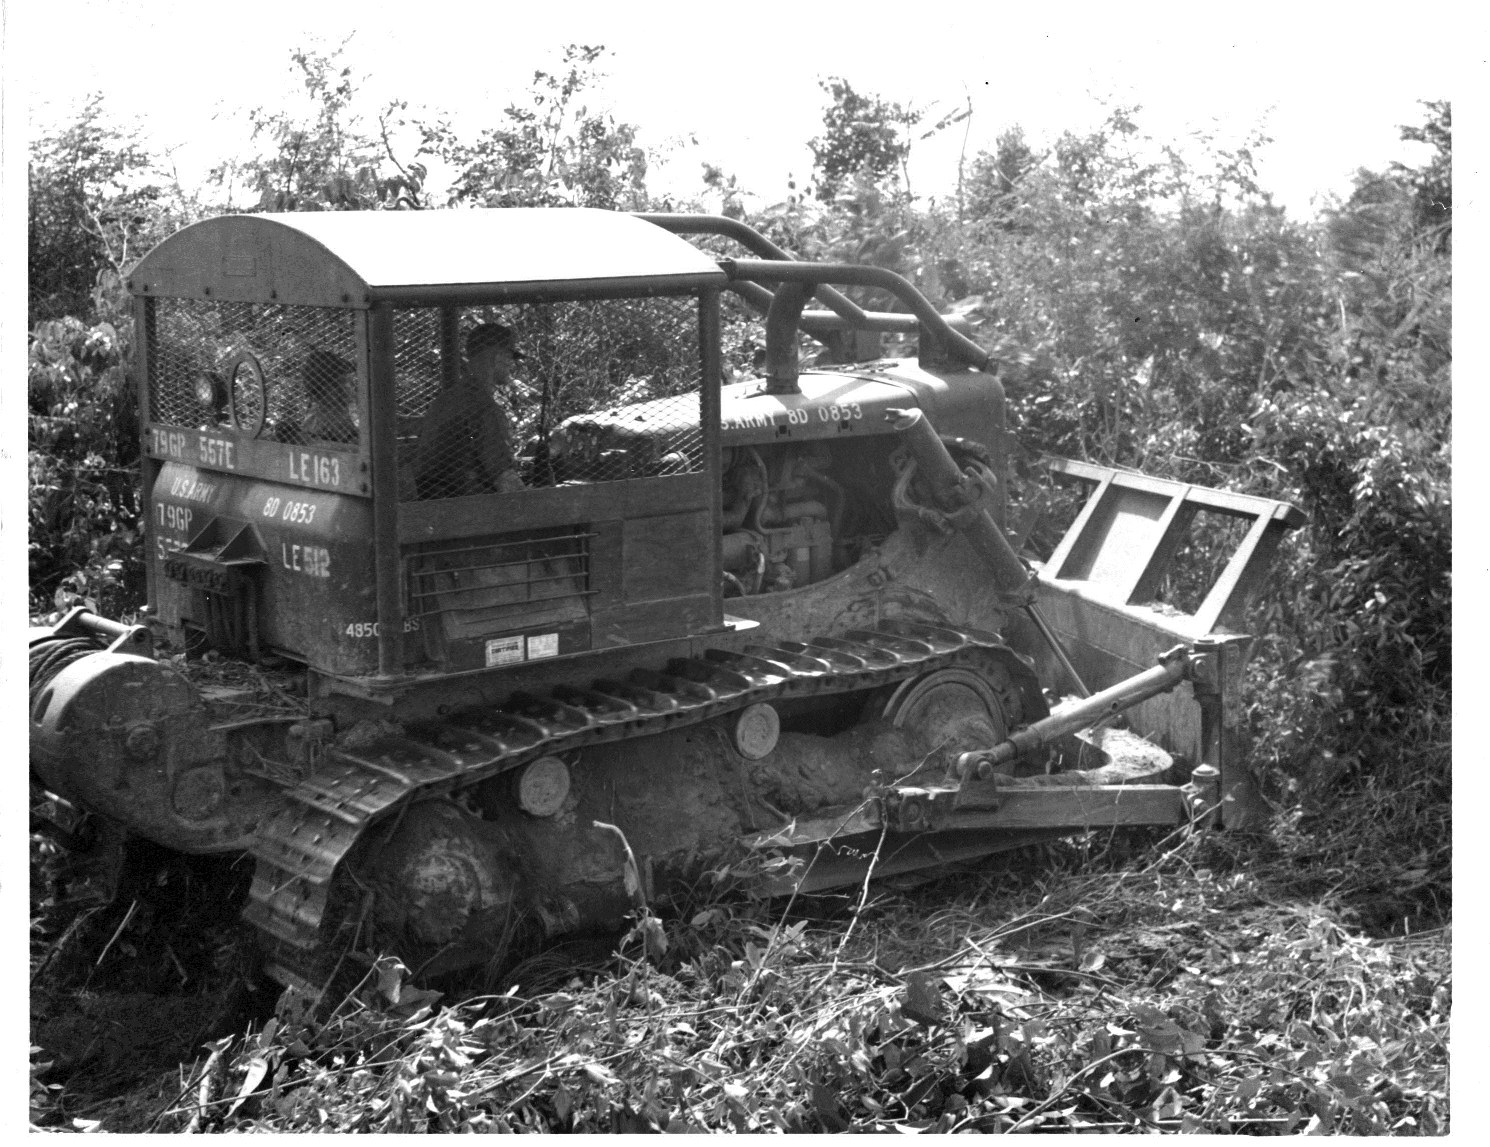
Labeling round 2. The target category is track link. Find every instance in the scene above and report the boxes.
[245,619,1029,989]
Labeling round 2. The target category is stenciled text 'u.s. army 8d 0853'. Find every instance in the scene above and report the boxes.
[30,210,1303,993]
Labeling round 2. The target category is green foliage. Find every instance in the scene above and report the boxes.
[420,45,648,210]
[28,95,164,325]
[212,42,426,211]
[809,78,919,203]
[29,303,145,617]
[27,98,186,617]
[1394,100,1450,248]
[896,105,1450,833]
[961,127,1038,229]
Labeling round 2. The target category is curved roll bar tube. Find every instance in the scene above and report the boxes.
[636,213,991,385]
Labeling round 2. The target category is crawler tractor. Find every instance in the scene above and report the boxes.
[29,210,1302,991]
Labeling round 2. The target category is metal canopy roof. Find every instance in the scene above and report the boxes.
[128,208,728,308]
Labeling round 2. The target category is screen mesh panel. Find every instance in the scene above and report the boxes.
[148,300,360,447]
[393,296,704,498]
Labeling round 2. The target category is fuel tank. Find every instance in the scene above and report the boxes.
[148,461,378,674]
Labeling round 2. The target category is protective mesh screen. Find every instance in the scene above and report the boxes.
[148,300,361,447]
[393,296,705,499]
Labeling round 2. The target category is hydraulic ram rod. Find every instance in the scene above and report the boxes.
[957,645,1192,775]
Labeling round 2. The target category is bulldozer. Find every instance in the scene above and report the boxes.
[29,209,1303,993]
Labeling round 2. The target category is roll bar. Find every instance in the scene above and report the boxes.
[636,213,990,382]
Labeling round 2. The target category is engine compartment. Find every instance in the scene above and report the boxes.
[719,436,899,597]
[548,362,997,605]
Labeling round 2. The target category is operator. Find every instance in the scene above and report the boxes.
[300,350,359,444]
[272,350,358,444]
[414,323,526,498]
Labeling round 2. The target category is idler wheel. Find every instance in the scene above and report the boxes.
[353,799,520,969]
[881,666,1012,761]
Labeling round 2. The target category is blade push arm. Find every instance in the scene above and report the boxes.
[888,407,1091,697]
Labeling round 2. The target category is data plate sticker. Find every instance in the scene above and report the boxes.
[485,636,525,667]
[527,633,559,660]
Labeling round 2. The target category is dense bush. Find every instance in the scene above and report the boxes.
[762,96,1449,918]
[878,107,1451,826]
[28,126,163,617]
[28,294,145,618]
[27,97,192,617]
[28,96,163,325]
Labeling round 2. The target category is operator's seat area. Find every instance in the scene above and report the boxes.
[391,298,706,497]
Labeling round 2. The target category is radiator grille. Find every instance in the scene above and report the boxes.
[407,529,593,642]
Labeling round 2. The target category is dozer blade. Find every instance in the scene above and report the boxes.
[745,644,1229,896]
[755,827,1078,896]
[1012,459,1304,829]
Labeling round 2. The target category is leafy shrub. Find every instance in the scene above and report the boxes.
[28,98,185,620]
[28,278,145,618]
[907,107,1450,835]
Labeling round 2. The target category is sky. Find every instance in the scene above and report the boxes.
[13,0,1476,218]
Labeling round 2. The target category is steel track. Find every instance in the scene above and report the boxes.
[244,618,1029,990]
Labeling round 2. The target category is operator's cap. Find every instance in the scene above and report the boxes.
[466,323,524,361]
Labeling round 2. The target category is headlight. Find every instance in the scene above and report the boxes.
[194,372,220,407]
